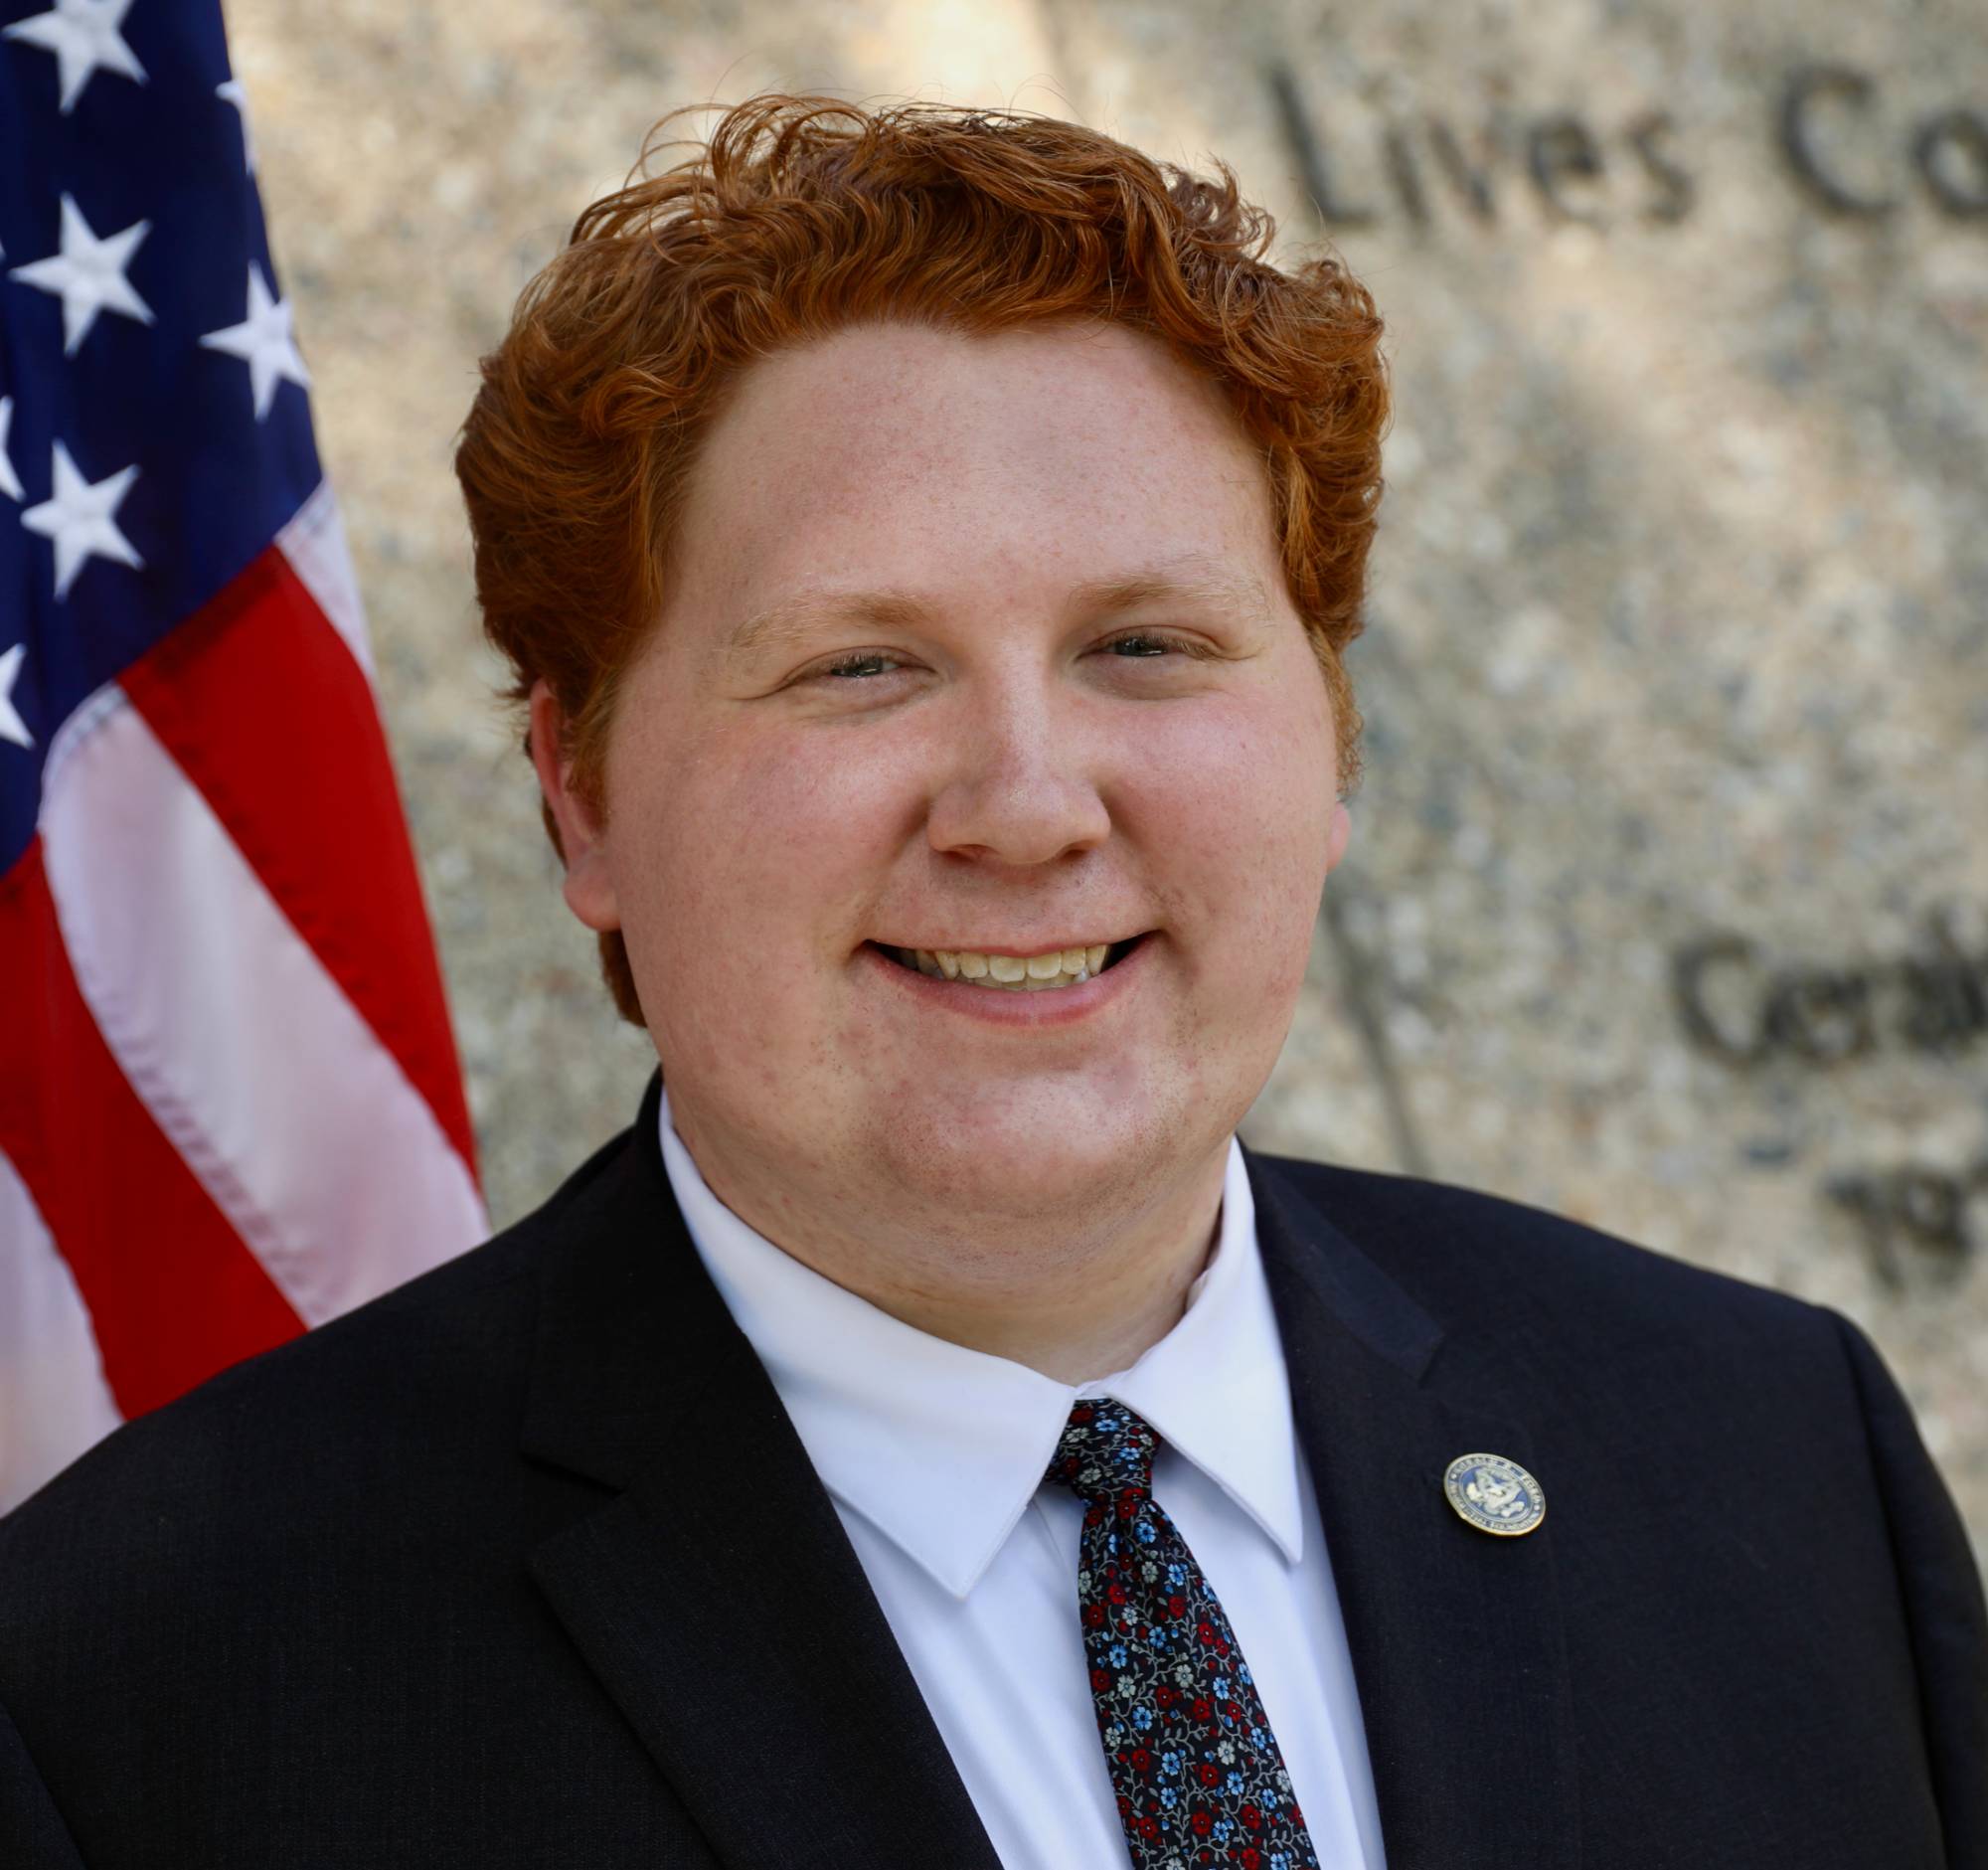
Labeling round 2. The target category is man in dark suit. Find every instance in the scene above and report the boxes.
[4,92,1984,1867]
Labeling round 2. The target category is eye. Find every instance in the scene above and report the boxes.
[1098,630,1213,660]
[812,650,908,681]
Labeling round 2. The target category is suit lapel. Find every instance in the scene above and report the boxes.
[519,1079,1002,1870]
[1248,1152,1578,1870]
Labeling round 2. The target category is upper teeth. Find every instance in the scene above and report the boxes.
[897,943,1111,990]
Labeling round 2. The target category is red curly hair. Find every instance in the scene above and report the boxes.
[455,92,1389,1025]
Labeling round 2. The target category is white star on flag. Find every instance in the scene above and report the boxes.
[2,0,146,116]
[200,262,309,420]
[20,439,142,599]
[0,399,21,503]
[217,77,258,174]
[0,644,32,751]
[8,193,154,357]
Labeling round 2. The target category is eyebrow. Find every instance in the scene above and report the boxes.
[718,556,1275,660]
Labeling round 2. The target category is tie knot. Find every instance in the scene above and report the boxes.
[1045,1399,1159,1502]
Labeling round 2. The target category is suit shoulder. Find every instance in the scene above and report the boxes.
[0,1115,639,1568]
[1248,1147,1838,1359]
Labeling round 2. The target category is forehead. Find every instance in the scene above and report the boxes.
[662,319,1280,633]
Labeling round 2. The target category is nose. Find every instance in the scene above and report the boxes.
[924,681,1111,868]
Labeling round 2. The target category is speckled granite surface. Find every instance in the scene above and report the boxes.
[224,0,1988,1558]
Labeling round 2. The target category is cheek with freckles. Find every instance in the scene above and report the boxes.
[1116,686,1335,1017]
[607,712,913,1081]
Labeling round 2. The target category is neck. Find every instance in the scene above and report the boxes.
[675,1117,1232,1386]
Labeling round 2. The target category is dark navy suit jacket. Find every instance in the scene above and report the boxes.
[2,1074,1984,1866]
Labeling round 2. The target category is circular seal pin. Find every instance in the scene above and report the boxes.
[1442,1452,1545,1537]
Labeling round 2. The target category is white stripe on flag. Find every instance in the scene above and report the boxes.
[0,1145,123,1518]
[276,480,376,680]
[40,686,485,1328]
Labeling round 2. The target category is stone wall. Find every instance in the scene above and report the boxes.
[225,0,1988,1558]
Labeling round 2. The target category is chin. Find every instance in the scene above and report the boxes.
[867,1075,1201,1216]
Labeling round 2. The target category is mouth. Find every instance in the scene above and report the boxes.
[868,935,1149,992]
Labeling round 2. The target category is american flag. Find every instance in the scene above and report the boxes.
[0,0,486,1514]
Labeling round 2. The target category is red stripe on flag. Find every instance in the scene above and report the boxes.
[0,839,305,1420]
[121,547,480,1181]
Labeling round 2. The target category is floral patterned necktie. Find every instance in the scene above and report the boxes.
[1046,1399,1320,1870]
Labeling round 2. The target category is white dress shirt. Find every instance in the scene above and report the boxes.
[657,1091,1386,1870]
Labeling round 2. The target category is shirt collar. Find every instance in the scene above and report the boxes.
[658,1090,1306,1599]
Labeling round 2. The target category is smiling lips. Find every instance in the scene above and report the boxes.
[885,939,1137,991]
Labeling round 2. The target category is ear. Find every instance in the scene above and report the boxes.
[1324,798,1352,874]
[528,679,621,935]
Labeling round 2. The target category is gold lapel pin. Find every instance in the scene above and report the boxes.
[1443,1452,1546,1537]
